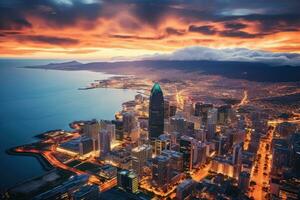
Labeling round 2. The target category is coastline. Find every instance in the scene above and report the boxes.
[6,147,54,171]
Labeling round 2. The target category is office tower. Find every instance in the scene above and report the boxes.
[190,115,201,130]
[112,120,124,141]
[170,116,187,135]
[206,123,216,141]
[82,119,100,140]
[98,129,111,158]
[193,142,207,167]
[238,171,250,192]
[149,83,164,139]
[79,136,94,156]
[161,150,184,173]
[152,133,171,155]
[199,103,213,124]
[233,143,243,165]
[131,144,152,176]
[169,104,177,117]
[290,133,300,172]
[117,170,139,194]
[271,139,290,176]
[217,104,231,124]
[100,120,116,144]
[123,112,136,135]
[152,155,171,187]
[207,108,218,125]
[72,184,99,200]
[183,101,194,120]
[176,179,195,200]
[180,135,195,172]
[194,102,202,116]
[195,129,206,142]
[164,99,170,119]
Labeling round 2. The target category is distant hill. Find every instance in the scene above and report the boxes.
[26,60,300,82]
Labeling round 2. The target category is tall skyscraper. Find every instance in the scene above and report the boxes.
[98,129,111,158]
[180,135,195,172]
[149,83,164,139]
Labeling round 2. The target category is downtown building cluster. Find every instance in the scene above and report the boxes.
[10,82,300,200]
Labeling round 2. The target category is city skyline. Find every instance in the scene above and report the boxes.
[1,1,300,200]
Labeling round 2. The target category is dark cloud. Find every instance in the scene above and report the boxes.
[111,34,165,40]
[224,22,247,30]
[219,30,263,39]
[165,27,185,36]
[16,35,80,45]
[0,0,300,39]
[189,25,217,35]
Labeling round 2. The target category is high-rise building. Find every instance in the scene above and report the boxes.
[161,149,184,173]
[170,116,187,135]
[117,170,139,194]
[149,83,164,139]
[131,144,152,176]
[123,112,136,135]
[176,179,195,200]
[100,120,116,144]
[180,135,195,172]
[199,103,213,124]
[169,104,177,117]
[233,143,243,165]
[238,171,250,192]
[112,120,124,141]
[152,155,171,187]
[164,99,170,119]
[82,120,100,140]
[79,136,94,156]
[194,102,202,116]
[98,129,111,158]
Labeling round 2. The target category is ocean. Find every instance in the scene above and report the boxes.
[0,59,136,189]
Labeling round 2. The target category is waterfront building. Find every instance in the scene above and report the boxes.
[123,112,136,135]
[79,136,94,156]
[117,170,139,194]
[82,119,100,140]
[149,83,164,139]
[112,120,124,141]
[33,175,89,200]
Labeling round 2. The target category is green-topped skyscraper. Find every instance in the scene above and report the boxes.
[149,83,164,139]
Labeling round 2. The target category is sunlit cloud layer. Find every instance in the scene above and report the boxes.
[0,0,300,61]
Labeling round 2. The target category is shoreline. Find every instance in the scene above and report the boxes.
[6,147,54,171]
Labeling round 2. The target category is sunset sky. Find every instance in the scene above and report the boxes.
[1,0,300,60]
